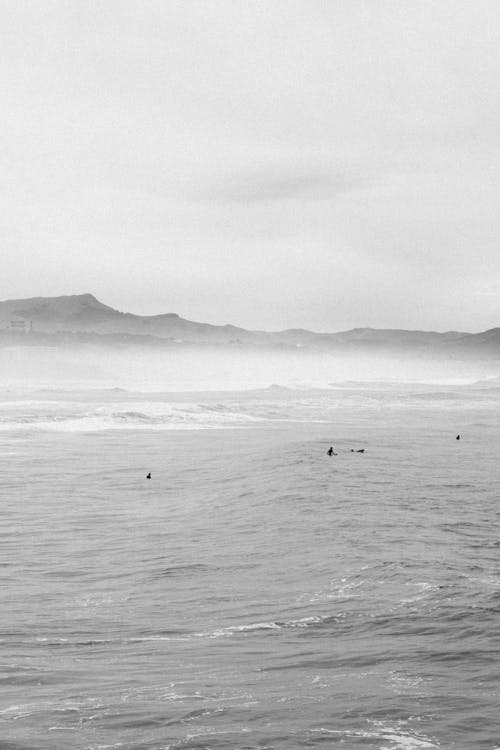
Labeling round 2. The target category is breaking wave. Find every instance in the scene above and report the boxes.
[1,380,500,432]
[0,401,267,431]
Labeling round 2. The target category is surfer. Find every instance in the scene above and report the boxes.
[456,434,460,440]
[327,447,337,456]
[350,449,365,453]
[146,472,151,479]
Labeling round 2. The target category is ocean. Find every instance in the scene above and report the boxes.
[1,355,500,749]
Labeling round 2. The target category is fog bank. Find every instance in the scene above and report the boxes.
[1,346,498,392]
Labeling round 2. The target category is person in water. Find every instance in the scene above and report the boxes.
[350,449,365,453]
[456,434,460,440]
[146,472,151,479]
[327,447,337,456]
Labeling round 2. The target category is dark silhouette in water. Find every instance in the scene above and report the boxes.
[327,447,337,456]
[350,449,365,453]
[456,434,460,440]
[146,472,151,479]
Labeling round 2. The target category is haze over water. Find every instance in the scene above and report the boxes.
[1,349,500,749]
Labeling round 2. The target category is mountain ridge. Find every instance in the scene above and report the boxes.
[0,293,498,354]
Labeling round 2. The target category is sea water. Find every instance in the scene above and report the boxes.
[1,369,500,749]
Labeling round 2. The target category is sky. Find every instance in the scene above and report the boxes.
[1,0,499,332]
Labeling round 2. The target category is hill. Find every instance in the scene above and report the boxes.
[0,293,497,357]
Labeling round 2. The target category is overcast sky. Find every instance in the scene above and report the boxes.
[1,1,499,331]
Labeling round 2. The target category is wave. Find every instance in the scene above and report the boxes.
[309,722,438,749]
[127,613,338,643]
[0,395,340,432]
[0,401,267,432]
[2,380,500,432]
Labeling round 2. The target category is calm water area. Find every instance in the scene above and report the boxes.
[1,383,500,749]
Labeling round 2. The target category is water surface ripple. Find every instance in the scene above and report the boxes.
[1,387,499,749]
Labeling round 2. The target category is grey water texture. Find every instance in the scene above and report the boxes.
[1,383,499,749]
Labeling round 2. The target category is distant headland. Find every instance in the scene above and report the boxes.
[0,293,499,356]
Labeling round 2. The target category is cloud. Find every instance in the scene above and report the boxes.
[186,164,361,204]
